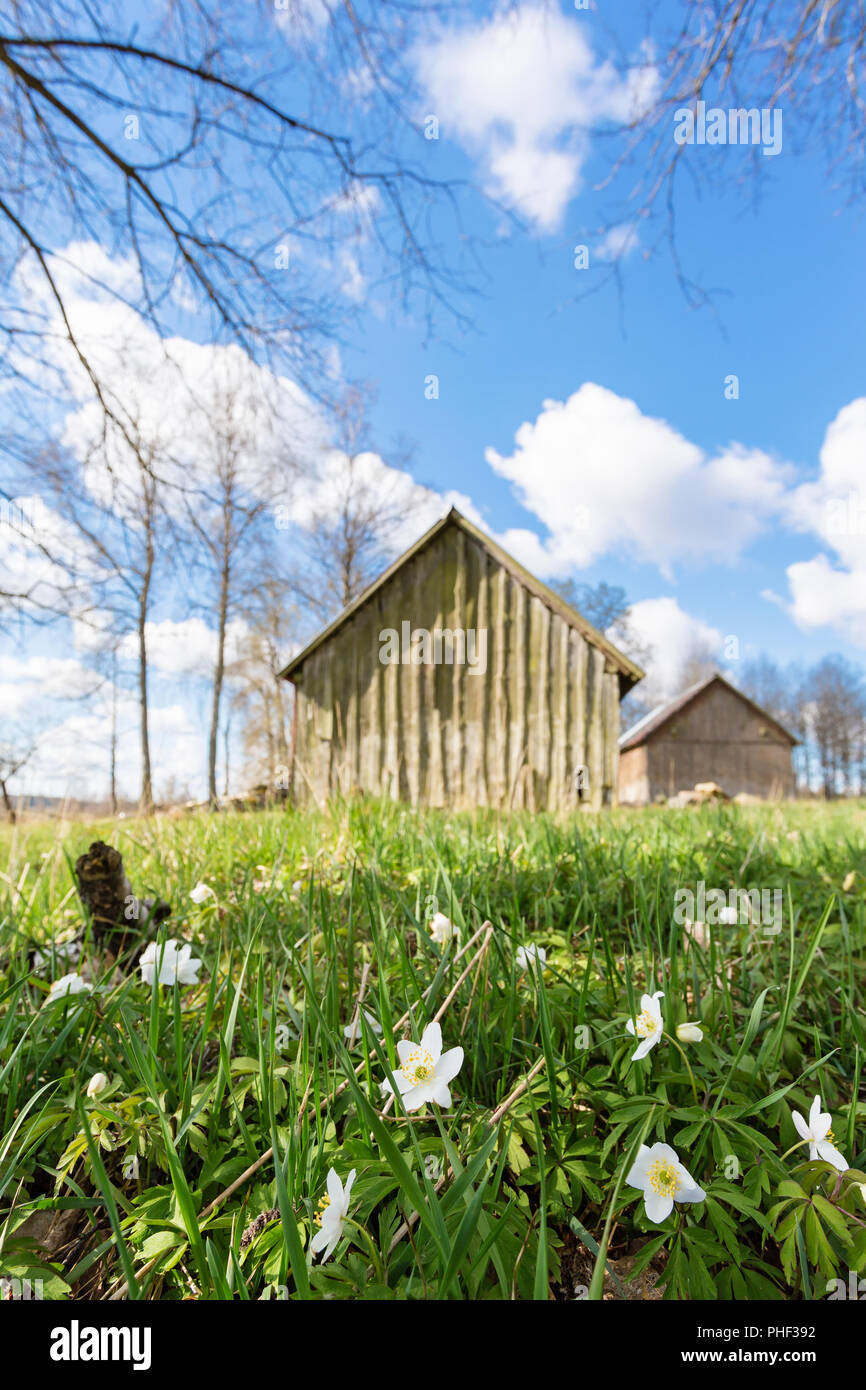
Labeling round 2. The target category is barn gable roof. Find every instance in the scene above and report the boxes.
[619,672,799,750]
[279,506,644,690]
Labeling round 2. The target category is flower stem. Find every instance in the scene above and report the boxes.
[664,1033,699,1104]
[344,1218,384,1283]
[778,1139,811,1164]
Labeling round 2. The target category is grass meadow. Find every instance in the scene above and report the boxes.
[1,799,865,1302]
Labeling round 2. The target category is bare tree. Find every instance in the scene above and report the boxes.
[804,655,866,797]
[0,720,43,821]
[0,1,474,467]
[31,408,173,812]
[228,579,299,792]
[289,384,426,625]
[590,2,866,301]
[176,368,295,807]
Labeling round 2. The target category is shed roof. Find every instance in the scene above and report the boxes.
[279,506,644,690]
[619,672,799,750]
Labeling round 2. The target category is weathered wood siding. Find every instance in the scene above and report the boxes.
[290,525,622,811]
[619,681,796,804]
[618,745,650,804]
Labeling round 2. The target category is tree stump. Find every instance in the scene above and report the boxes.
[74,841,170,956]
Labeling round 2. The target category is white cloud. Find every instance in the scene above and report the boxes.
[416,6,657,230]
[596,222,640,261]
[11,699,203,802]
[10,241,327,513]
[0,654,102,719]
[117,618,250,678]
[0,494,97,611]
[287,446,486,552]
[274,0,332,40]
[779,398,866,645]
[622,597,723,709]
[485,383,790,579]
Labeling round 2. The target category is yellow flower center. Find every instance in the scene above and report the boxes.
[634,1009,659,1039]
[402,1048,435,1087]
[314,1194,330,1228]
[825,1127,836,1143]
[646,1158,680,1196]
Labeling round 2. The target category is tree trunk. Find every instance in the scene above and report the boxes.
[0,777,16,824]
[208,530,230,809]
[110,649,118,816]
[223,712,231,797]
[138,524,155,813]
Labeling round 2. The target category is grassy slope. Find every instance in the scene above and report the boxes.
[1,799,864,1300]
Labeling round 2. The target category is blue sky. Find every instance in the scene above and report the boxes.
[345,6,866,673]
[2,0,865,800]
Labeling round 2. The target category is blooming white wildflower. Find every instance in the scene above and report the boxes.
[33,941,81,975]
[45,973,92,1006]
[428,912,458,946]
[792,1095,848,1171]
[382,1021,464,1112]
[139,939,202,987]
[310,1167,356,1262]
[626,991,664,1060]
[516,944,546,972]
[189,881,215,904]
[86,1072,108,1099]
[627,1141,706,1224]
[343,1010,383,1045]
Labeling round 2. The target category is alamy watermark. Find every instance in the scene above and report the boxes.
[1,1275,44,1299]
[674,101,783,157]
[826,1270,866,1300]
[0,494,46,536]
[378,622,487,675]
[674,881,782,936]
[49,1321,151,1370]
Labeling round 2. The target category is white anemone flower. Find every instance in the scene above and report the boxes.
[626,991,664,1060]
[33,941,81,975]
[45,973,92,1006]
[627,1141,706,1224]
[792,1095,848,1171]
[343,1010,383,1045]
[676,1021,704,1044]
[516,944,547,972]
[428,912,458,946]
[86,1072,109,1099]
[310,1167,356,1261]
[383,1021,464,1112]
[139,939,202,987]
[189,881,215,904]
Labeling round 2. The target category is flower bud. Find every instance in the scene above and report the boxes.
[676,1022,704,1044]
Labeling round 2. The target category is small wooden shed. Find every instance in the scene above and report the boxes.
[618,673,798,804]
[280,507,643,810]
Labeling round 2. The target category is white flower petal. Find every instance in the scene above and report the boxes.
[326,1167,343,1207]
[420,1020,442,1063]
[625,1145,653,1189]
[644,1190,674,1224]
[435,1047,464,1085]
[816,1140,848,1172]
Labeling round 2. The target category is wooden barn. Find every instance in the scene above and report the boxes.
[280,507,643,811]
[618,673,798,804]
